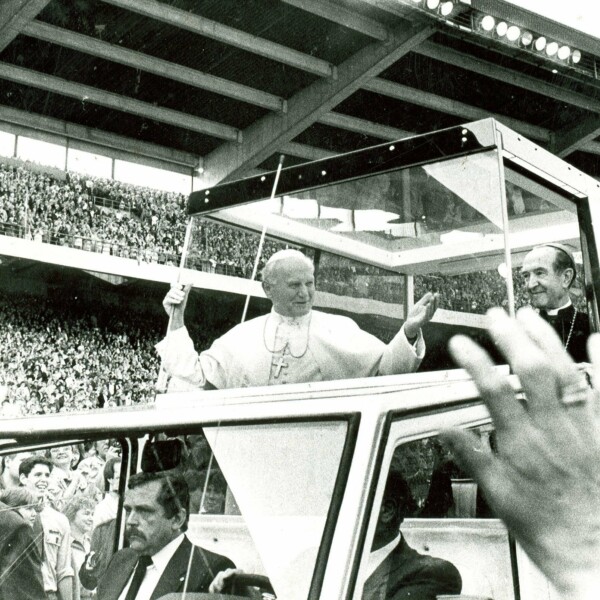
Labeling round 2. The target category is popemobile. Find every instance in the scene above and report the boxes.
[1,119,599,600]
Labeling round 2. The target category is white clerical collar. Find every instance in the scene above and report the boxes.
[545,299,572,317]
[271,308,312,327]
[367,533,401,578]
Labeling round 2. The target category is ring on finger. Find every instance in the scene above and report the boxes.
[560,373,591,406]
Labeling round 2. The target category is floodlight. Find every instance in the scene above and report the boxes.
[506,25,520,42]
[557,45,570,60]
[534,36,547,52]
[480,15,495,31]
[426,0,440,9]
[572,49,582,64]
[496,21,508,37]
[439,1,454,16]
[546,41,558,57]
[520,31,533,46]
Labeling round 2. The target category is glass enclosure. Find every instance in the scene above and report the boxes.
[175,120,594,384]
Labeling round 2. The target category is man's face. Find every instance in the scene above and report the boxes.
[521,247,570,310]
[263,258,315,317]
[124,480,183,556]
[20,463,51,501]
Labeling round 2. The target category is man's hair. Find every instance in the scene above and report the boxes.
[261,249,314,283]
[62,495,96,524]
[19,455,53,479]
[129,471,190,531]
[0,487,38,510]
[539,243,577,288]
[103,457,121,491]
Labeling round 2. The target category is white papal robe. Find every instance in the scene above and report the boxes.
[156,309,424,390]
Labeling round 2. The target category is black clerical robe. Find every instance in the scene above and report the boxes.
[540,304,590,363]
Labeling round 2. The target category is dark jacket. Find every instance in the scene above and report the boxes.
[541,304,590,363]
[96,535,234,600]
[79,517,117,591]
[363,536,462,600]
[0,501,46,600]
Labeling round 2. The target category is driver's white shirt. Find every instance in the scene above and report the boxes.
[118,534,185,600]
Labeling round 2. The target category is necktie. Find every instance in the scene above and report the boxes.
[124,555,152,600]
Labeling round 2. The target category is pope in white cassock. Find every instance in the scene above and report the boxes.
[156,250,439,390]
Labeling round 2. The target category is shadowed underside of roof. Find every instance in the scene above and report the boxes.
[0,0,599,183]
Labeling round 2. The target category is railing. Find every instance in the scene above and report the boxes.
[0,221,247,275]
[93,194,132,214]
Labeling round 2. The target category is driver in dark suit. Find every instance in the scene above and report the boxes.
[363,470,462,600]
[95,471,234,600]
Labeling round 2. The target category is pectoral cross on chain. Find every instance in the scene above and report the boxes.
[273,356,288,378]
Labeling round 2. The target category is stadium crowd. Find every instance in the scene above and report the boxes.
[0,291,161,414]
[0,160,285,276]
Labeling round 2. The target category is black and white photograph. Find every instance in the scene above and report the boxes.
[0,1,599,599]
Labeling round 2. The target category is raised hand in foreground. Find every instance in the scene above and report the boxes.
[440,307,600,600]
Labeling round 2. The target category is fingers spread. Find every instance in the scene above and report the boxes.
[486,308,561,418]
[449,334,526,431]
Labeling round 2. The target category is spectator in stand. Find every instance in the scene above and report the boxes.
[49,446,88,505]
[0,291,161,412]
[0,487,40,527]
[1,451,33,489]
[63,496,96,600]
[19,455,74,600]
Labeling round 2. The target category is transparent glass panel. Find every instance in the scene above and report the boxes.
[131,420,348,600]
[0,439,124,599]
[504,165,588,362]
[168,149,508,391]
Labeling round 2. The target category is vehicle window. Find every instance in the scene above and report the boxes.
[132,419,350,600]
[357,428,515,600]
[0,438,124,599]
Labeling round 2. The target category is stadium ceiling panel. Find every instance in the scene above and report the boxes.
[0,0,599,183]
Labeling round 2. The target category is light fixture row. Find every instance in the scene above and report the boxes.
[476,13,581,65]
[410,0,456,18]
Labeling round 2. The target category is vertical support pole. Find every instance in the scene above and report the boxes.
[493,126,515,317]
[403,274,414,321]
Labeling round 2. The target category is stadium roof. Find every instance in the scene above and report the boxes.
[1,0,600,185]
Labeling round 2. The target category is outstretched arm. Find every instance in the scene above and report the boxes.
[440,307,600,600]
